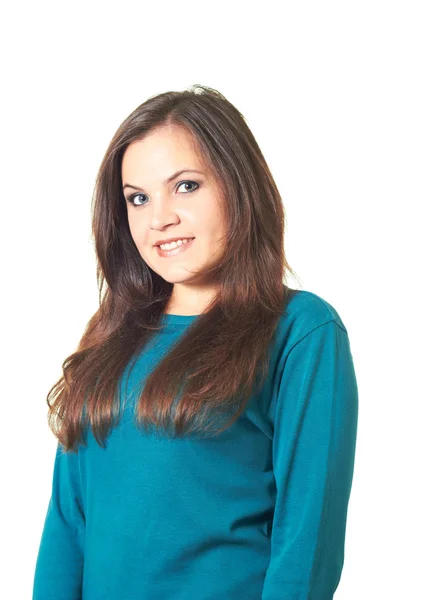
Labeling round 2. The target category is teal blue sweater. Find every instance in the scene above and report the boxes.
[32,290,358,599]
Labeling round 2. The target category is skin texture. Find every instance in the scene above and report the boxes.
[121,125,227,315]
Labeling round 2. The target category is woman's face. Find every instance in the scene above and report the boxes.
[121,126,227,295]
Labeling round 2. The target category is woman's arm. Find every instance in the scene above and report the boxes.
[262,320,359,600]
[32,442,86,600]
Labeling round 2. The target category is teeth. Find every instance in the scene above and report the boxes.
[159,238,192,250]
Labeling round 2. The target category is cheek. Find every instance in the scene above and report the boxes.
[128,216,146,244]
[128,219,137,240]
[199,225,226,255]
[194,204,224,235]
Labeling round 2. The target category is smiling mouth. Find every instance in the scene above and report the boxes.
[155,237,195,257]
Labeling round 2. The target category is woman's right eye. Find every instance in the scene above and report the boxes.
[127,193,147,207]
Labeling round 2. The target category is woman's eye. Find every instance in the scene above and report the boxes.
[176,180,199,194]
[126,180,200,207]
[127,193,147,206]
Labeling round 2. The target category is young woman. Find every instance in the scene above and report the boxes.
[32,84,358,600]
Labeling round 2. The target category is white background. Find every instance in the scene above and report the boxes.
[1,1,426,598]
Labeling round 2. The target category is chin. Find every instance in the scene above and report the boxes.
[162,274,199,284]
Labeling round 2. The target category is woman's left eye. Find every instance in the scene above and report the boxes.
[176,180,200,193]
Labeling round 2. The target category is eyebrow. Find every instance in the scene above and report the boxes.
[122,169,204,192]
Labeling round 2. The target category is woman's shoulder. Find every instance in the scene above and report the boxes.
[274,288,349,355]
[285,288,347,330]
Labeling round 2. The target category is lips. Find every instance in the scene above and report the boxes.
[154,237,195,247]
[155,237,195,257]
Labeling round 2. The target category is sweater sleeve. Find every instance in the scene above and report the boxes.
[261,320,358,600]
[32,441,86,600]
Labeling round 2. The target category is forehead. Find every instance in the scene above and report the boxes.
[122,126,205,178]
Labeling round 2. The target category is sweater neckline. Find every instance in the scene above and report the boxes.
[160,313,199,326]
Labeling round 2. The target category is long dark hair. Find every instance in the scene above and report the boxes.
[46,84,301,452]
